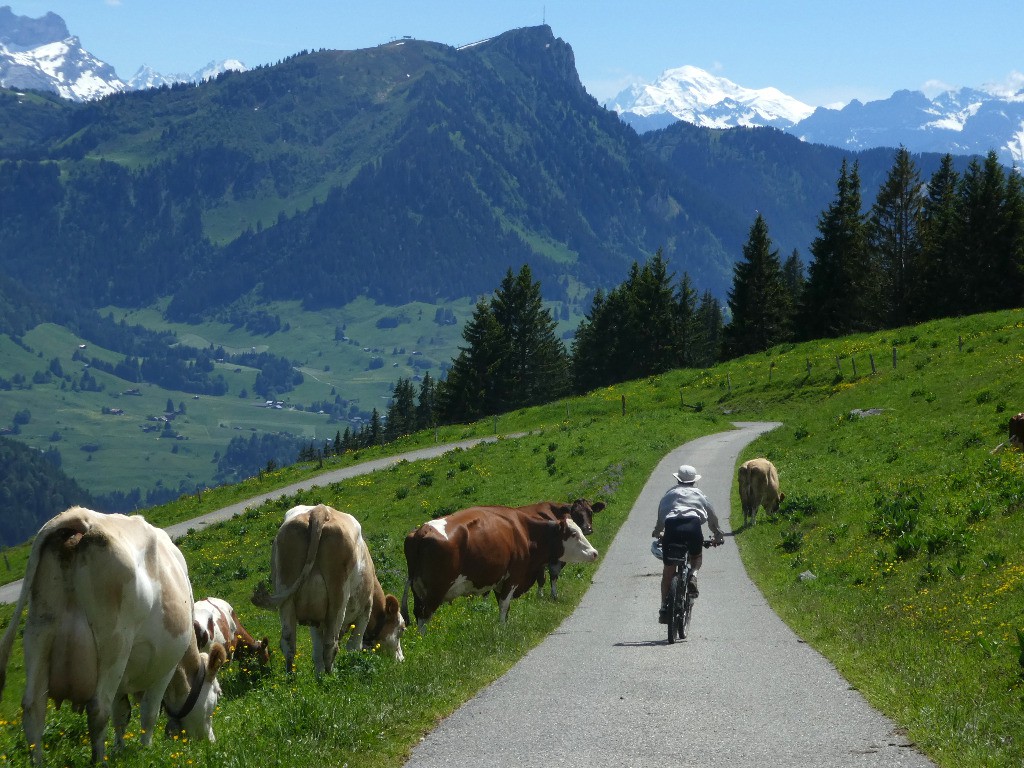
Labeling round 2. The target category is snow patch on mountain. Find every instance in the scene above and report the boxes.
[612,65,814,130]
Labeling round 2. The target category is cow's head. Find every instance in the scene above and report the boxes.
[555,519,599,564]
[165,643,227,742]
[364,594,406,662]
[192,618,212,651]
[234,635,272,668]
[552,499,605,535]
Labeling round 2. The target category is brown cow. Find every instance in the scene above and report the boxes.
[464,499,605,599]
[401,508,598,631]
[738,458,784,528]
[0,507,226,765]
[251,504,405,675]
[1010,413,1024,447]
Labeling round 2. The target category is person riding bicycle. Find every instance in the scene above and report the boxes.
[653,464,724,623]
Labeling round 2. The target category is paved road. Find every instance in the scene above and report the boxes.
[0,435,510,605]
[402,422,936,768]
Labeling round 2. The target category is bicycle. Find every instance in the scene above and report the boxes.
[663,537,718,643]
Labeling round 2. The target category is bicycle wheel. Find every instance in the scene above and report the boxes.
[666,572,680,644]
[677,570,691,639]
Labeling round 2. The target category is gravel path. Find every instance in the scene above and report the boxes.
[401,422,937,768]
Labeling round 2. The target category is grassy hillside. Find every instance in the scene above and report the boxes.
[0,309,1021,766]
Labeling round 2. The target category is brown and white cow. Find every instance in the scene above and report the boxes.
[456,499,605,599]
[251,504,405,676]
[401,507,599,631]
[0,506,226,765]
[738,458,784,528]
[194,597,271,668]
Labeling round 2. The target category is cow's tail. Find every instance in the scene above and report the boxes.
[252,505,329,609]
[0,508,91,698]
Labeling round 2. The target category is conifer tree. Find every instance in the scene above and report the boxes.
[676,272,699,368]
[798,159,874,339]
[384,378,416,440]
[489,265,569,410]
[691,291,724,368]
[620,250,679,377]
[869,147,923,326]
[415,371,437,430]
[437,298,505,423]
[917,154,962,319]
[958,151,1013,312]
[722,213,791,358]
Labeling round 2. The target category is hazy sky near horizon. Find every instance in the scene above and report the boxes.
[10,1,1024,107]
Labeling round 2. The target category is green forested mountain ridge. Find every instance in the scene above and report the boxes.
[0,24,972,324]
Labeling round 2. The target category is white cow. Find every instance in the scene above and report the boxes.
[251,503,406,675]
[0,506,227,764]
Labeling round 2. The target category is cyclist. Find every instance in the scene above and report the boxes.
[653,464,725,623]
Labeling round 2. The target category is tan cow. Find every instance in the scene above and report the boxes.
[738,458,784,528]
[251,504,406,675]
[0,506,226,765]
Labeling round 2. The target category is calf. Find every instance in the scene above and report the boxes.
[0,506,226,765]
[251,504,405,675]
[194,597,271,668]
[738,458,784,528]
[401,507,598,631]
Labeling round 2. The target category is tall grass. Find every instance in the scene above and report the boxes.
[0,309,1021,766]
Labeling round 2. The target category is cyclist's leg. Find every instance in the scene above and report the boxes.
[679,518,704,597]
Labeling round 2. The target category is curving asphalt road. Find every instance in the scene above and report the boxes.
[0,435,511,606]
[402,422,937,768]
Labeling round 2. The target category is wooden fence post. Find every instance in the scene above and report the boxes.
[621,394,626,416]
[851,356,857,377]
[806,358,812,376]
[870,353,876,373]
[836,356,842,374]
[892,346,898,369]
[727,372,732,394]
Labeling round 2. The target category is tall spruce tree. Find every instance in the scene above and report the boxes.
[489,265,569,410]
[722,213,791,358]
[917,154,962,319]
[436,298,505,423]
[869,147,924,326]
[676,272,699,368]
[959,151,1011,312]
[620,250,680,377]
[691,291,724,368]
[798,159,874,339]
[415,371,437,430]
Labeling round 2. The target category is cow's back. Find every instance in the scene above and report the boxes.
[274,506,364,626]
[26,508,192,707]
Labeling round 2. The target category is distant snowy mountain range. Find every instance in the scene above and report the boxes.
[0,6,245,101]
[3,7,1023,166]
[613,66,1024,167]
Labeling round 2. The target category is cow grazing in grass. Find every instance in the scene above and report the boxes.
[738,458,784,528]
[0,507,226,765]
[194,597,270,668]
[251,504,405,675]
[457,499,605,599]
[401,506,598,631]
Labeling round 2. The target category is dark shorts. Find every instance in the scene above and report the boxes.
[663,515,703,562]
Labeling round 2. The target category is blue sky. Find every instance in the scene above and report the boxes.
[11,1,1024,107]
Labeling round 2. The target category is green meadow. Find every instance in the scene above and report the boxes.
[0,308,1021,766]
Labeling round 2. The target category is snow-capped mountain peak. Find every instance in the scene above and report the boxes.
[612,64,815,132]
[1,7,246,101]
